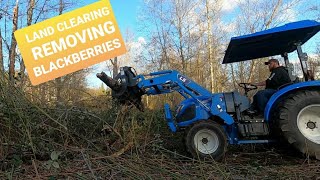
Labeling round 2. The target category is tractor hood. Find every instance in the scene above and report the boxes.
[222,20,320,64]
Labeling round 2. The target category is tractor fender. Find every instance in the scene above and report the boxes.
[264,80,320,121]
[215,112,234,125]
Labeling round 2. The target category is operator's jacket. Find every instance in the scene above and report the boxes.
[265,66,291,90]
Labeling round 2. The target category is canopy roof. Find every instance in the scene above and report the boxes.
[222,20,320,64]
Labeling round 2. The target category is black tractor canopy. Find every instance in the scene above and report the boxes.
[223,20,320,64]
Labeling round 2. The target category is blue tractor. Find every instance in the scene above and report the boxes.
[97,20,320,160]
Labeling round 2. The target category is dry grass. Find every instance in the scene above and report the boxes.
[1,144,319,179]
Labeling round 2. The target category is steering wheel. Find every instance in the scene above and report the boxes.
[238,83,257,96]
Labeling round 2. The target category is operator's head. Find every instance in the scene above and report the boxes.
[265,58,280,71]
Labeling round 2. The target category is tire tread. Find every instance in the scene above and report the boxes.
[278,90,320,159]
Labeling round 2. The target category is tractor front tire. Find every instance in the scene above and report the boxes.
[278,90,320,159]
[185,121,227,161]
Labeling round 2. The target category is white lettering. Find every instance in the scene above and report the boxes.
[94,45,103,54]
[103,21,115,34]
[42,42,54,56]
[79,50,88,60]
[86,48,95,58]
[64,55,73,66]
[31,46,44,60]
[72,53,81,63]
[113,38,121,49]
[57,23,64,32]
[33,40,123,76]
[56,58,65,68]
[65,35,77,48]
[74,30,87,43]
[49,61,58,71]
[105,41,114,51]
[92,24,105,39]
[33,67,42,77]
[51,38,67,53]
[26,26,54,43]
[41,65,50,74]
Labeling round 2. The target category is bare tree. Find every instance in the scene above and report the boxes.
[55,0,65,107]
[230,0,301,87]
[0,10,3,72]
[111,57,118,78]
[0,26,3,73]
[19,0,35,75]
[8,0,19,82]
[204,0,224,92]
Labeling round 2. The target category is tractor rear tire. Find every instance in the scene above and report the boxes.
[278,90,320,159]
[185,121,227,161]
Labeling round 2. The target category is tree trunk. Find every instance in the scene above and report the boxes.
[0,12,3,73]
[196,35,202,83]
[230,64,237,89]
[206,0,214,92]
[9,0,19,82]
[264,0,282,29]
[247,60,256,82]
[27,0,35,26]
[20,0,35,75]
[0,29,4,73]
[55,0,64,107]
[178,22,185,73]
[174,0,185,73]
[112,57,118,78]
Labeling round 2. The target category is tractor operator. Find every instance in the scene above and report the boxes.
[249,58,291,114]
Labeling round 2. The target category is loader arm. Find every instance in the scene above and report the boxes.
[97,67,213,111]
[136,70,212,98]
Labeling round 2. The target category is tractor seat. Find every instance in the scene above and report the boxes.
[277,77,300,90]
[277,82,294,90]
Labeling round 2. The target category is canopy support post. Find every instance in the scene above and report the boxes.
[296,43,309,81]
